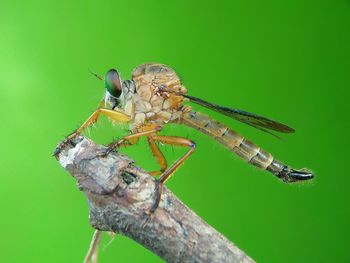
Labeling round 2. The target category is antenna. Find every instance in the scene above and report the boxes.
[88,68,104,81]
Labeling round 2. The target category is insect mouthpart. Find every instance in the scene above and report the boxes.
[104,91,121,110]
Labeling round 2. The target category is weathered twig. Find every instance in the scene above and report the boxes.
[55,136,255,263]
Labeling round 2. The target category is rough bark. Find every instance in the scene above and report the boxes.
[55,136,255,263]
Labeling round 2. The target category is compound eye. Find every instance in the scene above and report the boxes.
[105,69,122,97]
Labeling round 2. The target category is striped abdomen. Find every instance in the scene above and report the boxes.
[180,111,313,182]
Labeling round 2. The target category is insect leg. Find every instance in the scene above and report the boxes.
[54,108,130,156]
[104,124,162,154]
[75,109,129,137]
[107,124,168,176]
[152,136,196,183]
[147,136,167,176]
[83,229,102,263]
[149,135,196,213]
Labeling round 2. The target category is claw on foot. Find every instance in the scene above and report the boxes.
[96,146,116,157]
[53,132,77,157]
[141,212,153,228]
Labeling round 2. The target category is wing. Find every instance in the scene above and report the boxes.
[183,94,295,137]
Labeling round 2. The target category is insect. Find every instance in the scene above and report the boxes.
[55,63,313,211]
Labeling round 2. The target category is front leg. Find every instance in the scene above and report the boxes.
[53,108,130,157]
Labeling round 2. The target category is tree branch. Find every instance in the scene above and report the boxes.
[55,136,255,263]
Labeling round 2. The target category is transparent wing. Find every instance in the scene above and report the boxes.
[183,94,295,136]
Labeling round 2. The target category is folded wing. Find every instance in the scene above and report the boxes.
[183,94,295,138]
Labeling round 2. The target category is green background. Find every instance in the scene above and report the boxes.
[1,0,349,262]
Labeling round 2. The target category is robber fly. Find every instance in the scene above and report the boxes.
[55,63,313,211]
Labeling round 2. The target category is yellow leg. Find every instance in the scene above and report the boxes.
[149,136,196,213]
[107,129,194,181]
[151,136,196,183]
[54,108,130,156]
[120,125,162,143]
[102,129,196,213]
[103,123,168,176]
[103,124,162,154]
[147,136,167,176]
[76,108,129,134]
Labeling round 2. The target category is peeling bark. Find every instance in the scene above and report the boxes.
[55,136,255,263]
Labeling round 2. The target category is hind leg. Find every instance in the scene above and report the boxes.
[149,135,196,212]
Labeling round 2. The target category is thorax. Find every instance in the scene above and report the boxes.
[121,80,187,129]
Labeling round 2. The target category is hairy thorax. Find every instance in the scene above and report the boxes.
[121,63,190,130]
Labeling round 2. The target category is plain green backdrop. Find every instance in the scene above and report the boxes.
[1,0,349,262]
